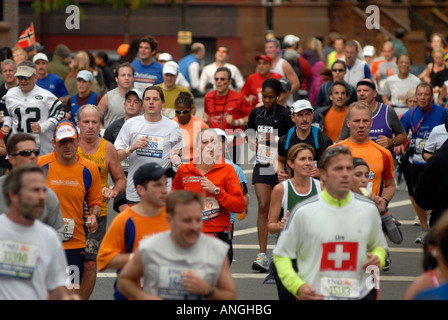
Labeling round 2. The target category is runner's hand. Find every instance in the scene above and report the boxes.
[297,283,324,300]
[200,177,217,194]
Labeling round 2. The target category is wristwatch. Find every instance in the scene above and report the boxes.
[392,137,396,146]
[214,187,220,195]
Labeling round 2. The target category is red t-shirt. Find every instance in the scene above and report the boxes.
[204,89,253,145]
[240,72,283,107]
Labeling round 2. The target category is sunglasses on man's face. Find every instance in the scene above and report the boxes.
[11,149,40,157]
[175,110,190,115]
[17,76,32,81]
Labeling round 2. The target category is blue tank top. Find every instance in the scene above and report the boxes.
[370,103,394,156]
[70,92,98,122]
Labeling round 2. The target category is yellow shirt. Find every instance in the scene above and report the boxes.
[77,138,108,216]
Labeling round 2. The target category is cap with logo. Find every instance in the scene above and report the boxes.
[15,64,37,78]
[133,162,175,187]
[32,53,49,63]
[54,120,78,142]
[163,61,179,75]
[77,70,93,82]
[125,88,143,101]
[291,99,314,114]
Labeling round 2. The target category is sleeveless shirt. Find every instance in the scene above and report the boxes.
[104,87,126,129]
[77,138,108,216]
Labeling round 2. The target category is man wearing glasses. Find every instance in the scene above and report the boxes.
[0,132,64,240]
[0,60,66,155]
[203,67,252,164]
[315,60,357,110]
[199,46,245,94]
[173,92,208,163]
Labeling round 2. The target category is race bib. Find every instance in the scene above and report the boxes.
[414,137,427,155]
[0,240,38,279]
[136,134,165,159]
[320,277,360,299]
[257,144,276,164]
[158,265,205,300]
[63,217,75,241]
[202,196,220,221]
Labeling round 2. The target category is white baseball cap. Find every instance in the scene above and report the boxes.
[163,61,179,75]
[158,52,173,62]
[32,52,49,63]
[125,88,143,101]
[283,34,300,47]
[291,99,314,114]
[213,128,232,144]
[362,45,376,57]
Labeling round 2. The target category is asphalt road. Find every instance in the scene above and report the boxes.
[90,98,426,301]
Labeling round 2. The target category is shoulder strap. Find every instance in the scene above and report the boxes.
[285,126,296,151]
[311,126,320,149]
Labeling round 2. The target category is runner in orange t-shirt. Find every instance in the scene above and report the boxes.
[97,162,172,300]
[38,120,103,294]
[328,102,402,266]
[329,102,395,199]
[173,92,208,162]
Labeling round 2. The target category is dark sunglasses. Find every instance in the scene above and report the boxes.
[17,76,32,81]
[175,110,190,115]
[11,149,40,157]
[332,69,345,73]
[214,77,228,81]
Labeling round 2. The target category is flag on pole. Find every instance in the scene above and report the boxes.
[17,23,36,50]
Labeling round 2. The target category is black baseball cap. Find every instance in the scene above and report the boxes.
[133,162,175,187]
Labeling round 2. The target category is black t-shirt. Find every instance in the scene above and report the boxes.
[246,104,295,164]
[246,104,294,139]
[278,127,334,166]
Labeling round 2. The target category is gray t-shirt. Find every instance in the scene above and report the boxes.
[139,231,229,300]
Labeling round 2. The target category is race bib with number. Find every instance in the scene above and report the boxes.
[63,217,75,241]
[202,197,220,221]
[136,134,165,159]
[320,277,360,299]
[0,240,38,280]
[158,265,205,300]
[257,144,276,164]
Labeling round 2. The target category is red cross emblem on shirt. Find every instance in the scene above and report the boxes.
[320,242,358,271]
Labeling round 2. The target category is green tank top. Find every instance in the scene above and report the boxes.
[287,179,318,212]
